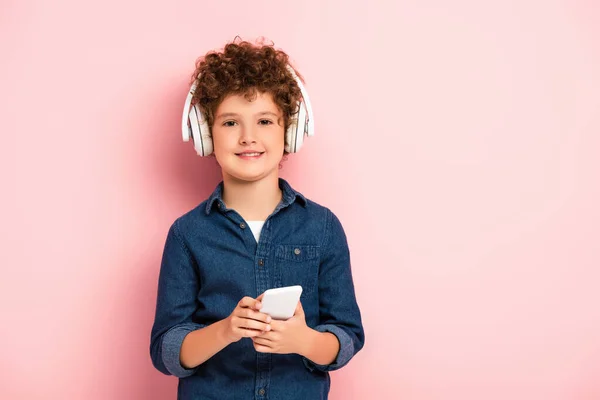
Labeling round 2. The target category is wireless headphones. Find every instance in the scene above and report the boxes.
[181,65,314,156]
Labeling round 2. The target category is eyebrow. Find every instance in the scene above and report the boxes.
[215,111,280,120]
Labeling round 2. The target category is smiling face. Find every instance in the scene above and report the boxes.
[211,90,285,184]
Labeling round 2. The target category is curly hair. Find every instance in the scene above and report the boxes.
[190,38,304,132]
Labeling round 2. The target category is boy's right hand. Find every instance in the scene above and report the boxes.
[221,296,272,343]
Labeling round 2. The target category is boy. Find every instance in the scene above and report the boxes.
[150,39,364,399]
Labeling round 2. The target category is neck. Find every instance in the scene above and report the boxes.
[222,174,283,221]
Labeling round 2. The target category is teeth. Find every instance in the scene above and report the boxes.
[241,152,261,156]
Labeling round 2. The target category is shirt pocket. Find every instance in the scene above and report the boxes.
[274,245,320,296]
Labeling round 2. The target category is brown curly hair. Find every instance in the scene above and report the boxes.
[190,38,304,133]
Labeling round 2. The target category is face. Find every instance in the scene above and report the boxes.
[211,91,285,184]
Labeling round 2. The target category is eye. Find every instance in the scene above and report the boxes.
[222,120,237,127]
[258,119,273,125]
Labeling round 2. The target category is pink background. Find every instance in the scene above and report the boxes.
[2,1,600,399]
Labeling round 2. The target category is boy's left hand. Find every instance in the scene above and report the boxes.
[251,300,310,355]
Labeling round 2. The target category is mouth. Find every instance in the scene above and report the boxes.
[236,151,265,159]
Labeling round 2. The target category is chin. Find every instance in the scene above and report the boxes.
[226,168,279,183]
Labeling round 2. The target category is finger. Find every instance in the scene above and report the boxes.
[295,300,304,315]
[255,331,275,341]
[237,326,266,338]
[253,343,273,353]
[239,308,272,324]
[233,316,271,332]
[253,297,263,311]
[238,296,258,309]
[248,294,265,311]
[252,337,272,346]
[269,320,284,332]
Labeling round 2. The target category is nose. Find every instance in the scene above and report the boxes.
[239,124,257,145]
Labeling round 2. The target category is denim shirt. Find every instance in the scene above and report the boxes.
[150,179,365,400]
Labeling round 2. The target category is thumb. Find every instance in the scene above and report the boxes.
[254,293,265,310]
[295,300,304,316]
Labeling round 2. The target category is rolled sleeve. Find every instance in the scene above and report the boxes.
[303,209,365,373]
[162,323,205,377]
[150,220,204,378]
[302,324,355,372]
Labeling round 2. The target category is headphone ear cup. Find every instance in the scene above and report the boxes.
[182,84,196,142]
[188,104,204,156]
[195,104,213,156]
[184,118,193,143]
[285,100,308,153]
[188,104,213,156]
[293,100,307,153]
[285,103,299,153]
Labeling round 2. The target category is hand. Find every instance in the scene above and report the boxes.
[221,296,272,344]
[251,300,310,355]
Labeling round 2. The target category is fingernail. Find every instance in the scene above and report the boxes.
[266,316,272,323]
[256,302,262,309]
[266,325,271,331]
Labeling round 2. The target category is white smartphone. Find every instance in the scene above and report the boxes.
[259,285,303,320]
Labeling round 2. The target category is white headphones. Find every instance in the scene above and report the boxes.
[181,65,314,156]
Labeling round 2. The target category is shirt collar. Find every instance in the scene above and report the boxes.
[205,178,307,215]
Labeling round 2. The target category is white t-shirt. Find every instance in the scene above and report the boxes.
[247,221,265,243]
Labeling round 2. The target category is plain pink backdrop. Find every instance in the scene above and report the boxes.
[2,1,599,399]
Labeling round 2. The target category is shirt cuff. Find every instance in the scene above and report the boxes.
[302,324,354,372]
[161,323,204,378]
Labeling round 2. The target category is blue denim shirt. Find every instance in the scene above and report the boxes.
[150,179,365,399]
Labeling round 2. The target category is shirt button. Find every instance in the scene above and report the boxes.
[258,259,264,267]
[217,203,222,209]
[259,388,265,396]
[240,222,246,229]
[294,248,301,255]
